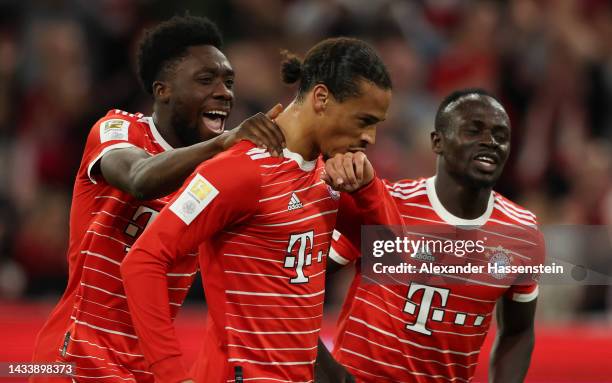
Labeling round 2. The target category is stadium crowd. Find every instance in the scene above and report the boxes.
[0,0,610,320]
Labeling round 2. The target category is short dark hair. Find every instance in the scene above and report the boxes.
[434,88,498,133]
[280,37,392,102]
[136,15,223,95]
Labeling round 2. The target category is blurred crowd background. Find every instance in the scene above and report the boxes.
[0,0,611,323]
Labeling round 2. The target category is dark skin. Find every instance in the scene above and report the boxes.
[97,45,285,200]
[434,95,535,383]
[324,95,537,383]
[431,95,511,219]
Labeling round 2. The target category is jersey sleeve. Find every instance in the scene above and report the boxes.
[333,176,404,265]
[120,151,260,382]
[329,230,361,265]
[82,113,146,184]
[347,175,404,226]
[505,227,546,303]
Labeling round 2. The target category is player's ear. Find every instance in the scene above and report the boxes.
[153,80,171,103]
[312,84,330,114]
[431,130,443,154]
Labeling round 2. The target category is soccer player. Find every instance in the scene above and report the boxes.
[324,89,545,382]
[31,15,285,383]
[120,37,395,383]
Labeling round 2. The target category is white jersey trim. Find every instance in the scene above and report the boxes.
[426,176,493,227]
[512,285,539,302]
[87,143,135,184]
[328,246,350,265]
[281,148,317,171]
[146,115,172,151]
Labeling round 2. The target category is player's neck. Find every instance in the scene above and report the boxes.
[274,101,319,161]
[151,107,182,148]
[434,172,492,220]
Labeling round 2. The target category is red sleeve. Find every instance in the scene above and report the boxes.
[334,176,404,261]
[120,151,260,383]
[505,228,546,303]
[82,113,146,184]
[328,230,361,264]
[348,175,404,226]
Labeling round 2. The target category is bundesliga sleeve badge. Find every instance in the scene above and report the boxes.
[170,173,219,225]
[100,119,130,143]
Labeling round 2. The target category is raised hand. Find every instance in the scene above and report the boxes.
[322,151,374,193]
[222,103,285,156]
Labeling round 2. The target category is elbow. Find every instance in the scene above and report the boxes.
[128,168,158,201]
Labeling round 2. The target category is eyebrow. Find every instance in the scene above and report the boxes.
[469,119,509,130]
[359,114,383,124]
[195,66,235,77]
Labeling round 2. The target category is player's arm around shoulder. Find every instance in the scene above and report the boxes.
[97,105,284,200]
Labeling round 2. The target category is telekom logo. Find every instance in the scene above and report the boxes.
[284,231,324,284]
[403,283,450,335]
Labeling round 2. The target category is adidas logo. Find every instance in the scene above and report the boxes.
[287,192,303,211]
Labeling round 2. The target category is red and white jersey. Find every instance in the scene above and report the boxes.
[31,109,197,383]
[121,141,391,383]
[330,177,544,383]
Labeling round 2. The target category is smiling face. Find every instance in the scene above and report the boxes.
[433,94,511,188]
[314,79,392,160]
[158,45,234,146]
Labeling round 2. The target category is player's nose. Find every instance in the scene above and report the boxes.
[212,81,233,101]
[361,128,376,145]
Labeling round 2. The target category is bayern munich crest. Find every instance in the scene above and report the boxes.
[488,246,512,280]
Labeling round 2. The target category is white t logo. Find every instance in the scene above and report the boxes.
[284,231,314,284]
[403,283,450,335]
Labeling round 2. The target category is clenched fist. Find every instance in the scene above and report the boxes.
[322,152,374,193]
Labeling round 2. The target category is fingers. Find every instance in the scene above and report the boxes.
[342,154,358,187]
[265,103,284,119]
[325,154,348,189]
[252,113,282,156]
[260,113,286,151]
[253,111,285,156]
[237,112,285,157]
[352,152,365,185]
[323,152,372,192]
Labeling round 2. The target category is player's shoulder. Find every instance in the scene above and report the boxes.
[383,177,428,197]
[95,109,146,126]
[89,109,148,141]
[208,140,261,163]
[492,191,539,227]
[223,140,310,169]
[194,140,262,179]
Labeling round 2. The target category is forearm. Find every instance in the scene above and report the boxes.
[128,135,226,200]
[121,248,191,382]
[489,328,535,383]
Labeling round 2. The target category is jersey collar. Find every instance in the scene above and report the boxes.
[147,114,173,152]
[425,176,494,227]
[282,148,317,172]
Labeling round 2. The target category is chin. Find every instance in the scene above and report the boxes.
[466,172,499,189]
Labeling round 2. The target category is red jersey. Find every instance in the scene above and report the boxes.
[121,141,393,383]
[330,177,544,383]
[31,110,197,383]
